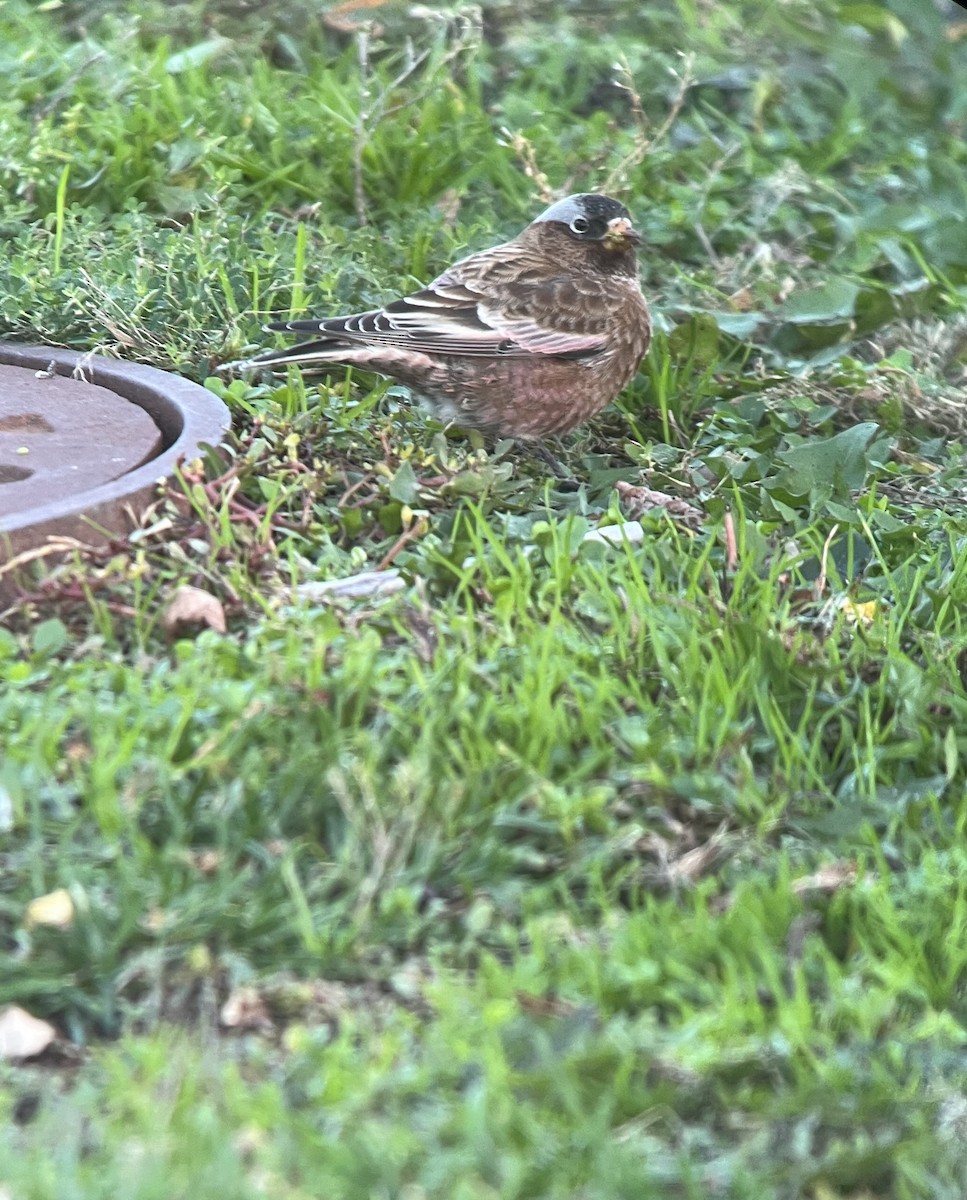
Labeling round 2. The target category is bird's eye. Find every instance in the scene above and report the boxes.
[569,216,590,235]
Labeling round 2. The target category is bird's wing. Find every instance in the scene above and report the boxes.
[265,247,609,360]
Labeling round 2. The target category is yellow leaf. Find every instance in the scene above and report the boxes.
[840,599,877,625]
[25,887,75,930]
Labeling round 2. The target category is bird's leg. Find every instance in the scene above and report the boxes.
[526,441,580,491]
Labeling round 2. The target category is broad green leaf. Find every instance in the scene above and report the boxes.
[840,4,908,45]
[778,280,860,325]
[378,500,404,534]
[769,422,882,496]
[389,460,418,504]
[668,313,721,369]
[31,618,68,658]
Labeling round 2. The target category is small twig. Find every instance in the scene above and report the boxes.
[337,473,376,507]
[376,517,428,570]
[379,10,482,121]
[602,52,694,193]
[500,128,557,204]
[0,536,95,586]
[693,221,720,267]
[351,12,481,225]
[4,576,138,620]
[33,49,107,124]
[723,509,738,573]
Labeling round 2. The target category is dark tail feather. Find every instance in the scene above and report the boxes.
[220,338,351,372]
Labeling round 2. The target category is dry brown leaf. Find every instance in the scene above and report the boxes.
[177,848,223,876]
[728,286,755,311]
[161,585,226,638]
[614,480,704,528]
[24,887,75,930]
[791,861,859,896]
[634,821,733,890]
[516,991,578,1018]
[0,1006,56,1060]
[722,861,860,914]
[669,835,730,884]
[219,986,274,1032]
[142,906,168,933]
[322,0,387,33]
[65,739,91,762]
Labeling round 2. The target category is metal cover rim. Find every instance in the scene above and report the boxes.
[0,344,231,537]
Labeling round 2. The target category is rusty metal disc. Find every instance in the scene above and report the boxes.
[0,364,164,517]
[0,345,231,601]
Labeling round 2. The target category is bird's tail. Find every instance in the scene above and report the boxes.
[218,337,352,374]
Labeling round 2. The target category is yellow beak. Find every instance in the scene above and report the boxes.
[603,216,641,249]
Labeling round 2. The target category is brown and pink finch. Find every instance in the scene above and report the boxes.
[230,193,651,441]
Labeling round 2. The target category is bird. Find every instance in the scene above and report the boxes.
[229,193,651,442]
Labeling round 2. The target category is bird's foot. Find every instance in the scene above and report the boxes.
[528,442,580,490]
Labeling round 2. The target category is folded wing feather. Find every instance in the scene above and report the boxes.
[265,271,607,360]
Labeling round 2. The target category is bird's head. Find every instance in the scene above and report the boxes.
[534,194,639,247]
[530,193,641,273]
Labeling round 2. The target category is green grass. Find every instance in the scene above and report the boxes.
[3,0,967,1195]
